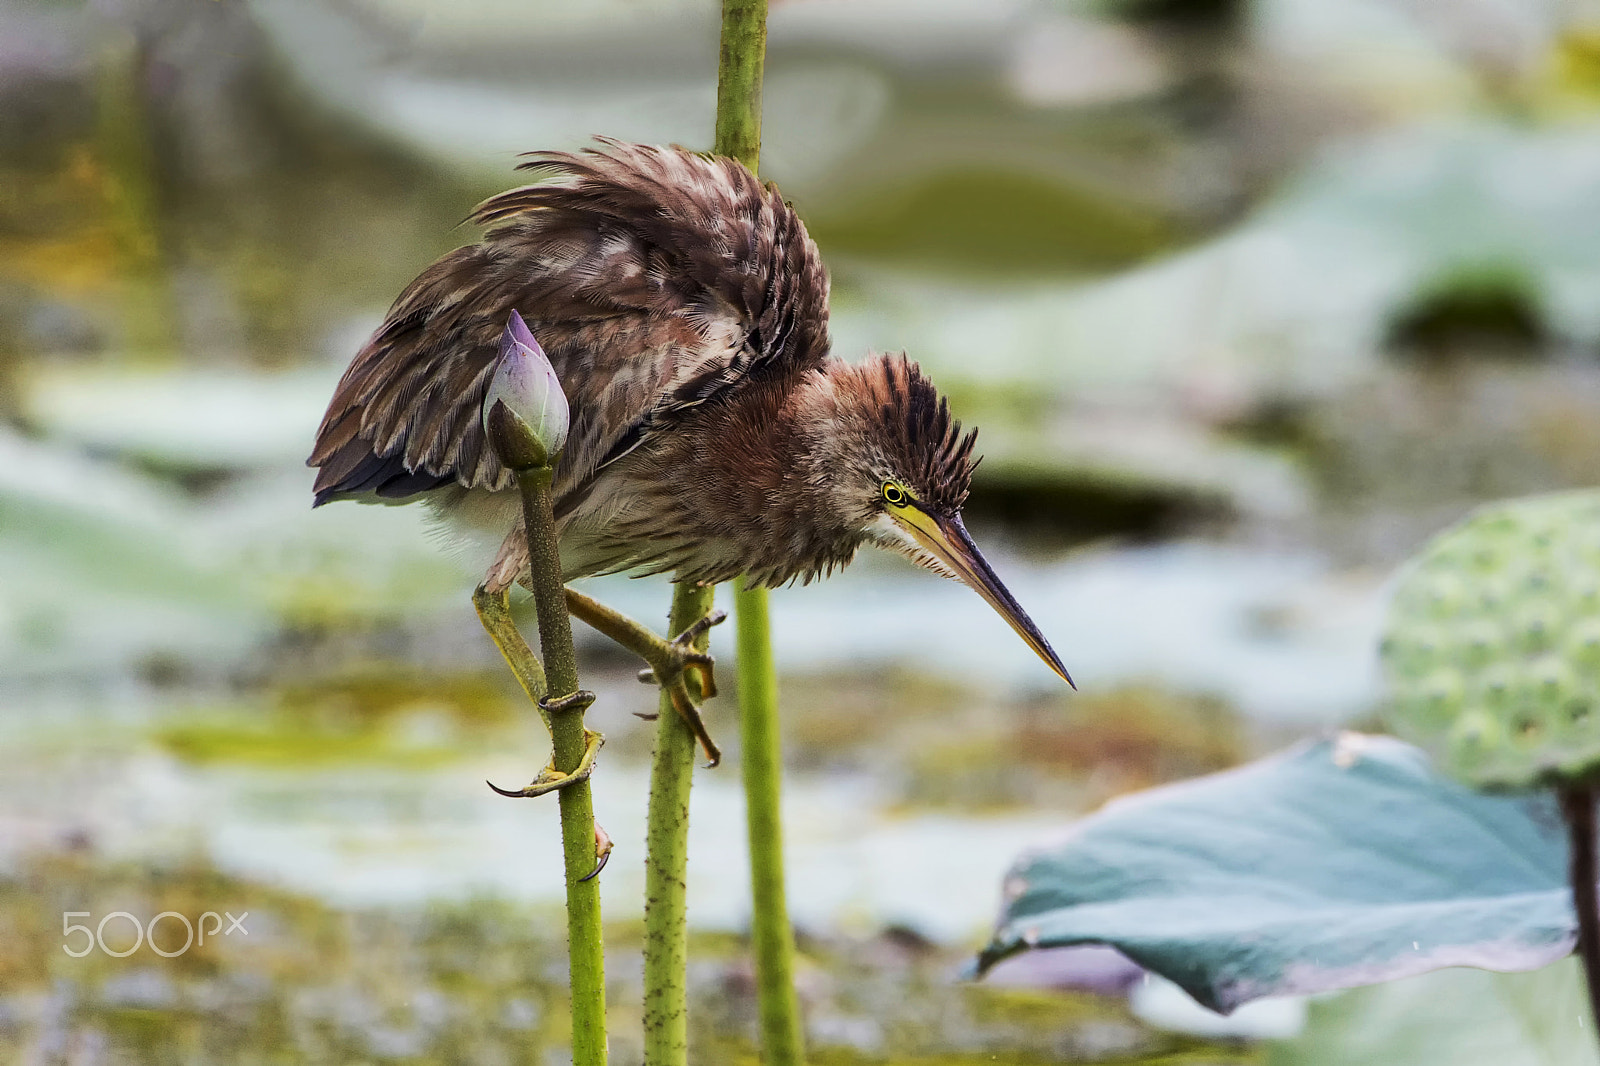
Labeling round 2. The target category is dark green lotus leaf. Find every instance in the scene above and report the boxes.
[1382,490,1600,789]
[975,735,1575,1014]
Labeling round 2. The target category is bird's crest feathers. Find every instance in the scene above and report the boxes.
[848,352,980,514]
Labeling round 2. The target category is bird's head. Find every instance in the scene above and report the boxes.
[820,354,1074,688]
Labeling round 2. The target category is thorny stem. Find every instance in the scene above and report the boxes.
[564,587,723,765]
[1560,785,1600,1050]
[715,0,807,1061]
[517,465,608,1066]
[643,582,715,1066]
[642,4,800,1064]
[735,583,806,1066]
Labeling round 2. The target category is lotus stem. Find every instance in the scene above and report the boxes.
[517,463,608,1066]
[716,0,806,1061]
[735,583,806,1065]
[643,582,715,1066]
[641,5,798,1064]
[714,0,767,168]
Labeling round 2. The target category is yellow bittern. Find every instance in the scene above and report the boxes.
[308,140,1070,785]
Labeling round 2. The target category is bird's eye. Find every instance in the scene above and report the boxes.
[882,482,908,507]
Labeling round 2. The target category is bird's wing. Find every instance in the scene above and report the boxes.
[308,140,831,509]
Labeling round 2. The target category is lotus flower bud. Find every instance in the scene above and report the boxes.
[482,311,569,470]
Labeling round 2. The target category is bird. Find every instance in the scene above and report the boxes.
[308,139,1071,775]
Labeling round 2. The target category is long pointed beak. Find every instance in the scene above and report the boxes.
[894,508,1074,688]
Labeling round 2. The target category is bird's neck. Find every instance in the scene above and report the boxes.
[696,366,872,586]
[786,365,864,484]
[577,364,872,587]
[779,364,883,538]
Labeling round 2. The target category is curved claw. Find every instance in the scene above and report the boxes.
[671,608,728,647]
[485,729,606,798]
[681,653,717,699]
[484,767,586,799]
[668,682,721,768]
[578,823,614,883]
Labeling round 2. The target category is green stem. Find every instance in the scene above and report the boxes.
[713,1,806,1061]
[714,0,768,169]
[713,1,806,1062]
[641,4,786,1062]
[517,466,608,1066]
[643,582,716,1066]
[95,37,176,361]
[735,585,806,1065]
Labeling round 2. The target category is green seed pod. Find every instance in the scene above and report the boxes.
[1449,708,1501,752]
[1417,670,1467,720]
[1477,662,1517,712]
[1381,490,1600,790]
[1453,619,1504,671]
[1383,626,1449,681]
[1419,571,1472,621]
[1565,617,1600,673]
[1510,604,1560,656]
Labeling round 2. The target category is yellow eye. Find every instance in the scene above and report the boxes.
[882,482,908,507]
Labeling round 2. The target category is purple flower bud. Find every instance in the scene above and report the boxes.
[482,311,569,469]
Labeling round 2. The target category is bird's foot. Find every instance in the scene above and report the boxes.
[634,669,661,718]
[639,610,725,767]
[664,680,721,768]
[487,697,604,796]
[542,689,598,716]
[670,608,727,690]
[563,588,725,766]
[636,609,726,694]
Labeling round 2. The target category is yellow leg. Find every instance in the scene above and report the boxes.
[474,583,549,722]
[474,585,605,795]
[564,586,726,766]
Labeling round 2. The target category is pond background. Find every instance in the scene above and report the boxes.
[5,0,1600,1062]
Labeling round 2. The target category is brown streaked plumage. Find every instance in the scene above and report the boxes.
[309,139,1071,685]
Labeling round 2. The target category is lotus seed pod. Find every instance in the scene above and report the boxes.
[1453,619,1503,671]
[1565,617,1600,672]
[1418,571,1471,621]
[1449,709,1502,754]
[1381,490,1600,790]
[1477,662,1517,711]
[1510,603,1559,656]
[1417,670,1466,719]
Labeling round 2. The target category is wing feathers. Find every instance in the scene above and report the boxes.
[309,142,830,508]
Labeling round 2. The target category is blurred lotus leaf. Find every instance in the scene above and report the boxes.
[975,735,1575,1014]
[1382,490,1600,790]
[1268,959,1599,1066]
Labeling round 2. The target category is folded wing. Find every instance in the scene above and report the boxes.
[308,139,831,509]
